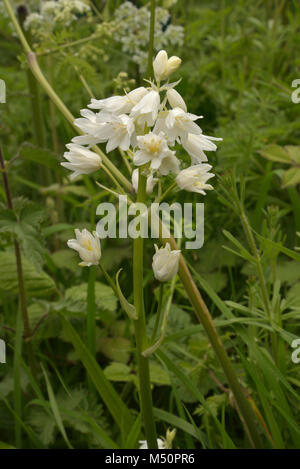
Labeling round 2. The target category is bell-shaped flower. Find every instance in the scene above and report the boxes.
[158,151,180,176]
[97,113,135,152]
[88,87,148,114]
[154,108,203,145]
[152,243,181,282]
[176,164,215,195]
[133,132,170,170]
[131,168,158,194]
[67,229,101,267]
[74,109,107,141]
[182,133,222,164]
[130,90,160,127]
[61,143,102,179]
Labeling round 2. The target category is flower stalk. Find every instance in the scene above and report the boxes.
[133,169,157,449]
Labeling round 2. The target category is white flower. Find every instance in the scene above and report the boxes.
[158,151,180,176]
[154,108,202,145]
[130,90,160,127]
[166,88,187,112]
[176,164,215,195]
[132,169,158,194]
[88,87,148,114]
[139,438,166,449]
[74,109,105,140]
[152,243,181,282]
[153,50,181,81]
[133,132,170,170]
[97,113,135,152]
[182,133,222,164]
[74,111,135,152]
[61,143,102,179]
[67,229,101,266]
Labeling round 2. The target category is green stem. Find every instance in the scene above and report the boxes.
[151,283,164,343]
[99,262,118,296]
[87,266,96,358]
[147,0,156,79]
[133,170,157,449]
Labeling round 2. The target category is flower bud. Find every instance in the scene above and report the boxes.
[161,56,182,80]
[152,243,181,282]
[153,50,181,81]
[67,229,101,266]
[153,50,168,81]
[166,88,187,112]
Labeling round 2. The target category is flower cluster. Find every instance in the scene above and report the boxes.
[24,0,90,36]
[63,49,220,196]
[65,49,221,282]
[113,2,184,72]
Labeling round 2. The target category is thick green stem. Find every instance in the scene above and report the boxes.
[87,265,96,358]
[133,170,157,449]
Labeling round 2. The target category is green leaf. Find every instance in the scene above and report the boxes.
[282,167,300,188]
[98,337,131,364]
[19,143,64,175]
[65,281,117,314]
[259,144,291,164]
[285,146,300,164]
[0,251,56,297]
[41,364,72,449]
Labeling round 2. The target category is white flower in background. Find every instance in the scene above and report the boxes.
[158,151,180,176]
[88,87,148,114]
[153,49,181,81]
[154,108,202,145]
[182,133,222,164]
[132,169,158,195]
[130,90,160,127]
[166,88,187,112]
[113,3,184,73]
[61,143,102,179]
[176,164,215,195]
[152,243,181,282]
[133,132,171,170]
[67,229,101,267]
